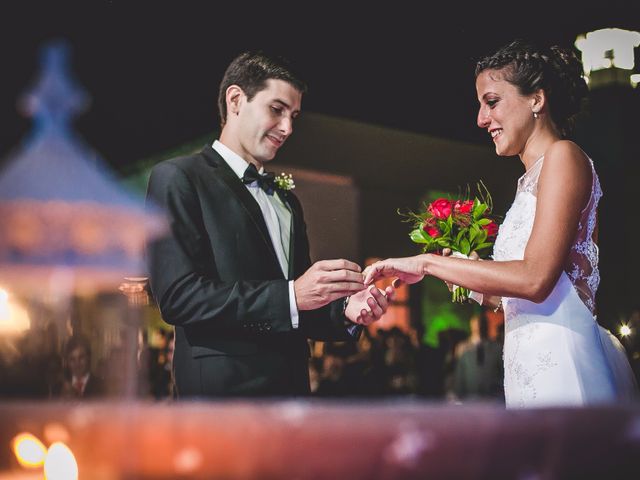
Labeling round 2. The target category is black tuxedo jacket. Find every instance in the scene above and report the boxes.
[146,146,357,397]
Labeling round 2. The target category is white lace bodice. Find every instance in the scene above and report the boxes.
[492,155,602,314]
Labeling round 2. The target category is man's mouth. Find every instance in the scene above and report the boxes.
[266,134,284,147]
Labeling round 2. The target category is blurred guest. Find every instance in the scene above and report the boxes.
[452,311,503,402]
[150,329,176,400]
[383,327,418,395]
[56,335,104,399]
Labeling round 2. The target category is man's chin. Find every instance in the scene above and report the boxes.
[258,149,278,162]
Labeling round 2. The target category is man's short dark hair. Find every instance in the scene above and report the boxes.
[63,334,91,360]
[217,51,307,128]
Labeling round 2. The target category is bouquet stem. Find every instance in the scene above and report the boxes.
[452,286,469,303]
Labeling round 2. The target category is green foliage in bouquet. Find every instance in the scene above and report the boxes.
[401,182,499,302]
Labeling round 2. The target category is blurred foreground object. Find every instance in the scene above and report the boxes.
[0,40,165,296]
[0,401,638,479]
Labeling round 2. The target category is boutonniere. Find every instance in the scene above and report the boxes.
[274,172,295,191]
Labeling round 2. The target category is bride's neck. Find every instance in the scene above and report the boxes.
[520,127,562,171]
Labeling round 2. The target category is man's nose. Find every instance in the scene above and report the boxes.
[279,116,293,136]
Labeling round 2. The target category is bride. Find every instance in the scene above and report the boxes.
[364,40,638,408]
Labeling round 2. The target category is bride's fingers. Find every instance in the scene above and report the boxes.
[363,263,383,284]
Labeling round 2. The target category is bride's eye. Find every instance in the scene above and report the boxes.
[487,99,498,108]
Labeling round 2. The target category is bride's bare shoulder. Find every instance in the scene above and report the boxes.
[539,140,592,198]
[544,140,590,170]
[542,141,591,179]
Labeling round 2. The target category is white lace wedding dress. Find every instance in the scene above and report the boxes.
[493,155,638,408]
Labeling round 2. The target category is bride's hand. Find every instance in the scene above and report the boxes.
[363,255,426,286]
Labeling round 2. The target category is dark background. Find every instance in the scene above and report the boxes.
[1,2,640,328]
[1,2,639,169]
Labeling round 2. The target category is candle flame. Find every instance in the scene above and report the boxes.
[44,442,78,480]
[12,432,47,468]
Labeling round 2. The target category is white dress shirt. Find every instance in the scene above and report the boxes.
[212,141,299,328]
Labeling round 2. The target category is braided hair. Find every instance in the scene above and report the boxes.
[476,40,588,136]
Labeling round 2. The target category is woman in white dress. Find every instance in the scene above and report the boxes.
[363,40,638,408]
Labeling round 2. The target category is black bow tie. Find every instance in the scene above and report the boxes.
[242,163,276,195]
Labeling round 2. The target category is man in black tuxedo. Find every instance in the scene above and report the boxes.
[146,52,393,397]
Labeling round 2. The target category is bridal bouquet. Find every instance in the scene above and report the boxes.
[403,183,499,302]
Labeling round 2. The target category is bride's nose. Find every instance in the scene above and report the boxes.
[477,106,491,128]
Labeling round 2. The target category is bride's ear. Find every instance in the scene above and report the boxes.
[530,89,546,116]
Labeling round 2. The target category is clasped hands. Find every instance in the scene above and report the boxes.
[294,259,395,326]
[361,249,492,307]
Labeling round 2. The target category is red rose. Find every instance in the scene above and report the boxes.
[454,200,474,214]
[483,220,498,238]
[423,225,441,238]
[428,198,452,219]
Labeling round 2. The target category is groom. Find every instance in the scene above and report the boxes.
[146,51,392,397]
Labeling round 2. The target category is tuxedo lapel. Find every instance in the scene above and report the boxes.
[200,146,280,267]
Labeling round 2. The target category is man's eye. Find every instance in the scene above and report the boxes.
[270,106,283,114]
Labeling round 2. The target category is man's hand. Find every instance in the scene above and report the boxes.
[294,259,365,311]
[345,285,395,326]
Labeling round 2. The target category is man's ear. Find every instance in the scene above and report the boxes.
[226,85,244,116]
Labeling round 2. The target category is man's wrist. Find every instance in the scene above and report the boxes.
[288,281,299,328]
[342,295,351,318]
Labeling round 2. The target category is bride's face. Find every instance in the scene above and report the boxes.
[476,69,536,157]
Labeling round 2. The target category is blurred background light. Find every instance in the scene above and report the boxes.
[43,442,78,480]
[575,28,640,88]
[11,432,47,468]
[619,324,632,337]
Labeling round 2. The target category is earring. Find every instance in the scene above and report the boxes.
[533,111,539,119]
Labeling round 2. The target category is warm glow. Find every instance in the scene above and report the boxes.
[43,423,71,445]
[0,288,31,335]
[575,28,640,73]
[44,442,78,480]
[12,432,47,468]
[619,324,632,337]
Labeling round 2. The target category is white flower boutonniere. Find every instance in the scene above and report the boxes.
[274,172,295,191]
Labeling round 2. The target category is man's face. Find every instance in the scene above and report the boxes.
[234,79,302,165]
[67,346,90,378]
